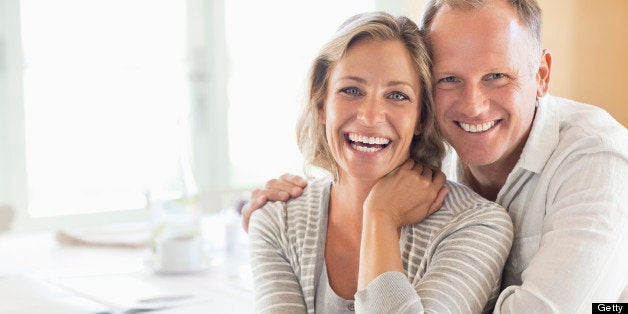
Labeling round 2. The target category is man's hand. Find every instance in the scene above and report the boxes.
[241,173,308,232]
[364,159,448,227]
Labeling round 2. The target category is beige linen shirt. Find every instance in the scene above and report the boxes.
[443,95,628,313]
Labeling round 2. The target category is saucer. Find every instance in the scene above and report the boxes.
[144,256,211,275]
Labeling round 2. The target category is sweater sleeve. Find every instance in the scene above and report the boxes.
[249,202,307,313]
[355,201,514,314]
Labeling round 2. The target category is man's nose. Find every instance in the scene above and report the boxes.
[357,96,385,125]
[458,83,490,117]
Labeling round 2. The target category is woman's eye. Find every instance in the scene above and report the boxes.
[341,87,361,95]
[389,92,409,101]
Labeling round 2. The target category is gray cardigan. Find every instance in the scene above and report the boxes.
[249,177,513,313]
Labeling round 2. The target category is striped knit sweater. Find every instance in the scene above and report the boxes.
[249,177,513,313]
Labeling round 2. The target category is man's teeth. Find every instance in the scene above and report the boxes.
[459,121,497,133]
[347,133,390,145]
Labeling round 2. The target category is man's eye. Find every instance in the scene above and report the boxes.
[439,76,457,83]
[487,73,506,80]
[389,92,409,101]
[342,87,361,95]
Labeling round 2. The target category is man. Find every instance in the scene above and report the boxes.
[242,0,628,312]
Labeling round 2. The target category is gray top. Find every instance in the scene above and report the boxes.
[249,178,514,313]
[316,262,356,313]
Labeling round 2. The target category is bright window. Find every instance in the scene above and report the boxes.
[225,0,375,188]
[20,0,190,216]
[15,0,377,220]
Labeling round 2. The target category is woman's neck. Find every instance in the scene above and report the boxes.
[324,175,376,299]
[330,176,375,219]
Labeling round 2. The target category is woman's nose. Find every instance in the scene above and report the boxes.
[357,97,385,125]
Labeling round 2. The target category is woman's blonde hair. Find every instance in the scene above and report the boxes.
[297,12,444,178]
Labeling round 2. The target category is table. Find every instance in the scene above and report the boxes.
[0,214,254,313]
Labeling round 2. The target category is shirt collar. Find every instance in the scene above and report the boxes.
[516,95,560,173]
[449,95,560,181]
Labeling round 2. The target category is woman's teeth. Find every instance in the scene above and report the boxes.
[350,143,382,153]
[347,133,390,153]
[348,133,390,145]
[458,120,497,133]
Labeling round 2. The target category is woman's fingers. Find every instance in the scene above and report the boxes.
[429,185,449,215]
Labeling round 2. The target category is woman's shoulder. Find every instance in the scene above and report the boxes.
[406,180,513,247]
[430,180,512,227]
[443,180,504,212]
[250,176,332,232]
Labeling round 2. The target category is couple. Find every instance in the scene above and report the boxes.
[247,0,628,313]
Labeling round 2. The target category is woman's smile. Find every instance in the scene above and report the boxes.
[321,38,421,181]
[345,132,391,153]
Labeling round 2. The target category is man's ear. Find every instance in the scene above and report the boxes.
[536,49,552,97]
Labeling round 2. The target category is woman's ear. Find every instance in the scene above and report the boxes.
[318,102,326,124]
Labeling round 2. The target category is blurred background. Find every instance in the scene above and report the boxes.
[1,0,626,233]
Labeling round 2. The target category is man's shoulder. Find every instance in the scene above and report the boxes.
[550,96,627,150]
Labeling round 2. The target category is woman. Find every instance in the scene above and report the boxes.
[248,12,513,313]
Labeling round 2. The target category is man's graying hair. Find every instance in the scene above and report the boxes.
[420,0,543,71]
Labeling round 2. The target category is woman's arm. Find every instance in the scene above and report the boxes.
[356,198,514,313]
[358,160,446,291]
[249,204,307,313]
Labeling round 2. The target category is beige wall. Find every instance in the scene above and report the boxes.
[539,1,628,127]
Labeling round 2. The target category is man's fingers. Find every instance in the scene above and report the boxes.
[241,195,264,233]
[279,173,308,188]
[264,179,304,198]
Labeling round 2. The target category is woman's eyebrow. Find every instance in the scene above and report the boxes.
[338,75,367,83]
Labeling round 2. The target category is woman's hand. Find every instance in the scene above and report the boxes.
[358,159,447,290]
[363,159,448,227]
[241,174,308,232]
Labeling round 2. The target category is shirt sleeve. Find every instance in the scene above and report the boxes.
[355,203,514,314]
[249,203,307,313]
[494,150,628,313]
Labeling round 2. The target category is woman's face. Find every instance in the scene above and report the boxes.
[321,38,422,182]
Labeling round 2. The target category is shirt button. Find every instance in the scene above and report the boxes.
[348,302,355,311]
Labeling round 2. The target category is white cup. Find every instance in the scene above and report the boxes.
[152,235,207,273]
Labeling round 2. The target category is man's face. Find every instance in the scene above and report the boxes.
[428,1,544,169]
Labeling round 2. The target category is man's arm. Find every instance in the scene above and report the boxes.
[242,161,449,232]
[241,174,308,232]
[495,150,628,313]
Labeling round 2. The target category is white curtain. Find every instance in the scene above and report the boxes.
[0,0,28,229]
